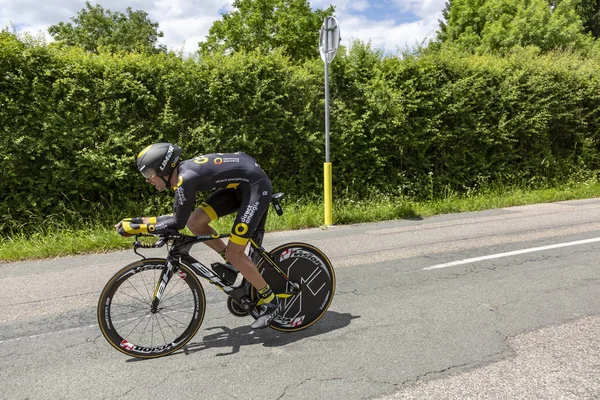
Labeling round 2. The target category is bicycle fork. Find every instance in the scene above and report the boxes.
[151,259,177,313]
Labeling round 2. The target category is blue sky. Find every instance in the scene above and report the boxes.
[1,0,447,55]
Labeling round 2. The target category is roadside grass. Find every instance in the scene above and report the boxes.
[2,180,599,263]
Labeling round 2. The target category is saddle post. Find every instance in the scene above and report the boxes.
[248,192,284,263]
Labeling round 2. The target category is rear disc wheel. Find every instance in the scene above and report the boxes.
[251,243,335,332]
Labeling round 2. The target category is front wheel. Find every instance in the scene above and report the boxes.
[252,243,336,332]
[97,258,206,358]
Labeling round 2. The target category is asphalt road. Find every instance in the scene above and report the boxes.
[1,199,599,399]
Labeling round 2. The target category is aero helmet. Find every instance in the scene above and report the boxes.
[136,143,182,186]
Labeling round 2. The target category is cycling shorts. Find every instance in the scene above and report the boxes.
[199,178,272,245]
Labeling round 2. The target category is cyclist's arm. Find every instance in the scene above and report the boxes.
[118,207,191,236]
[117,169,205,236]
[139,181,197,233]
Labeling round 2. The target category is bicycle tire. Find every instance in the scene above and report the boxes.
[97,258,206,358]
[252,243,335,332]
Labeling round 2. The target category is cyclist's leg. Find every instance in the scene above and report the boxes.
[224,179,272,285]
[223,178,278,328]
[226,242,266,287]
[187,207,225,253]
[187,189,241,255]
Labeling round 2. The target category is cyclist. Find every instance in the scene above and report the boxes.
[115,143,280,329]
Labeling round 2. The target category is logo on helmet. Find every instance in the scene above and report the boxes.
[160,145,175,172]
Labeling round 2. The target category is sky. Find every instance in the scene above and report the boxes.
[0,0,447,55]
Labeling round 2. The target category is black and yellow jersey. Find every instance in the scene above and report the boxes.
[151,152,272,244]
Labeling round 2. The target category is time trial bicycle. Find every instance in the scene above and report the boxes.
[97,193,336,359]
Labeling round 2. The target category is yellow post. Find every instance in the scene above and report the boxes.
[324,162,333,226]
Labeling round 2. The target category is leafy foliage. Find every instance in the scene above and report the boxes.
[578,0,600,38]
[437,0,454,42]
[199,0,335,62]
[439,0,593,53]
[48,1,166,54]
[552,0,600,38]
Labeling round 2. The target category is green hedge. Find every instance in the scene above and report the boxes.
[1,32,600,234]
[329,44,600,198]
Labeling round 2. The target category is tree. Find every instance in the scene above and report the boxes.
[438,0,592,53]
[437,0,454,42]
[565,0,600,38]
[199,0,335,62]
[547,1,600,37]
[48,1,166,54]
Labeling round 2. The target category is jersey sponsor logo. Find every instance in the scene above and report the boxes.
[214,158,223,165]
[215,177,250,184]
[235,223,249,236]
[222,158,240,163]
[155,222,168,230]
[194,156,209,164]
[241,201,260,224]
[176,176,184,188]
[175,186,187,205]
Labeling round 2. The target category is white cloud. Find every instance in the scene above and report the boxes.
[313,0,445,54]
[340,13,441,54]
[1,0,73,27]
[1,0,447,55]
[159,16,219,53]
[348,1,371,12]
[397,0,447,18]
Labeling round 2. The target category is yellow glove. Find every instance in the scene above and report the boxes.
[116,218,155,236]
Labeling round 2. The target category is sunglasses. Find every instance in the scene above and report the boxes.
[140,168,157,180]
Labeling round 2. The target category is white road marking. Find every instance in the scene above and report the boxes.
[0,324,98,344]
[422,237,600,270]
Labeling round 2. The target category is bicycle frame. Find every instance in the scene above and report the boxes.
[135,193,296,313]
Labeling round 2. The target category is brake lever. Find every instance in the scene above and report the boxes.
[133,235,166,258]
[133,235,146,259]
